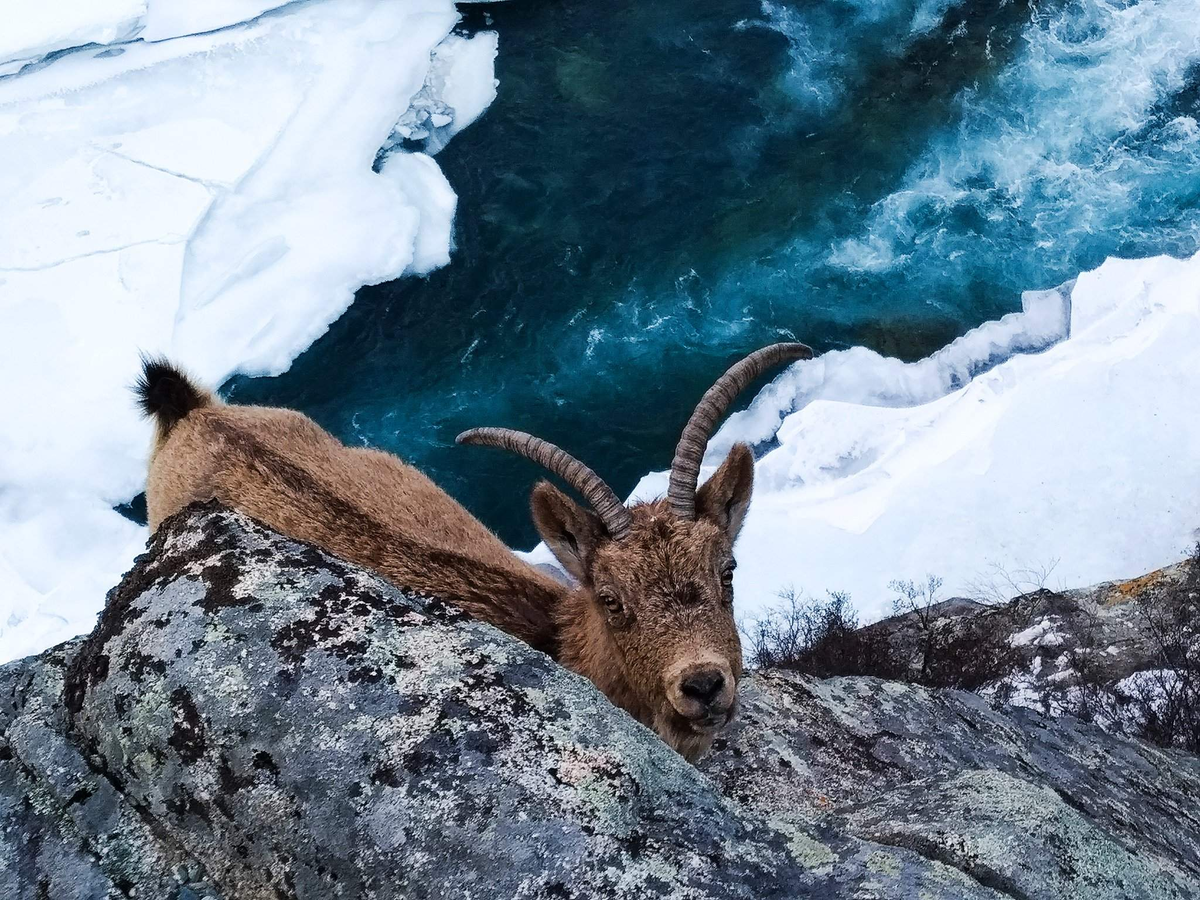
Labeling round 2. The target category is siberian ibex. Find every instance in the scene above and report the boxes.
[137,343,812,760]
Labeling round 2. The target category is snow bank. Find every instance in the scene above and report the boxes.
[629,252,1200,622]
[139,1,303,43]
[0,1,498,663]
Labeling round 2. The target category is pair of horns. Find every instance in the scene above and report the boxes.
[457,342,813,540]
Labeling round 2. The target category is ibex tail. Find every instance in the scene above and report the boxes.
[135,356,215,455]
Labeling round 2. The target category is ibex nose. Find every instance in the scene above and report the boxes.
[680,669,726,706]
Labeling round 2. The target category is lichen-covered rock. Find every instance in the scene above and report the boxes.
[58,503,823,899]
[702,672,1200,899]
[0,641,218,899]
[849,769,1188,900]
[2,502,1198,899]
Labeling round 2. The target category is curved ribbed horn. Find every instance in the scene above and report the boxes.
[668,342,814,520]
[456,427,633,540]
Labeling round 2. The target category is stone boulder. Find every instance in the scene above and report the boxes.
[703,673,1200,899]
[2,502,1198,899]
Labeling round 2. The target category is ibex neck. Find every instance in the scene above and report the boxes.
[555,591,650,726]
[372,542,569,658]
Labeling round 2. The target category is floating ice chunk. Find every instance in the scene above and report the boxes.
[388,31,499,155]
[632,252,1200,623]
[0,0,497,664]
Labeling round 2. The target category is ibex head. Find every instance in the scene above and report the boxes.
[459,343,813,760]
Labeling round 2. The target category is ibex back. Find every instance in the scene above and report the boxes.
[137,344,812,761]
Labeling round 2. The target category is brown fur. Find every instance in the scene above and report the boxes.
[140,363,752,761]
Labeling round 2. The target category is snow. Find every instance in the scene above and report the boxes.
[0,0,306,75]
[139,1,302,43]
[1108,668,1181,736]
[1011,618,1065,649]
[631,252,1200,623]
[1116,669,1179,700]
[0,0,145,75]
[0,0,498,663]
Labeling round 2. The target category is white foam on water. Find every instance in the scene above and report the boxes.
[0,0,498,663]
[741,0,969,113]
[829,0,1200,276]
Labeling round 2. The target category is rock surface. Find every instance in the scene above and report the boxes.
[703,673,1200,899]
[1,503,1198,899]
[864,560,1199,740]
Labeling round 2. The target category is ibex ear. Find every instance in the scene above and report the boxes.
[531,480,605,582]
[696,442,754,541]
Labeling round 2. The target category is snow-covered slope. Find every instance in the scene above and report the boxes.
[0,1,498,663]
[629,252,1200,621]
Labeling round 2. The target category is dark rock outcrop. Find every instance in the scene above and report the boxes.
[2,503,1198,899]
[858,560,1200,744]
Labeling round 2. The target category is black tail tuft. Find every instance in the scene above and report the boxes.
[135,356,209,435]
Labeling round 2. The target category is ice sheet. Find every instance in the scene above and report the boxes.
[1,0,145,74]
[0,0,496,663]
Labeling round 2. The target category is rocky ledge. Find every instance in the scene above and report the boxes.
[2,503,1198,899]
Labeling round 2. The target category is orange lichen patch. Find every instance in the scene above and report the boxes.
[1106,568,1171,606]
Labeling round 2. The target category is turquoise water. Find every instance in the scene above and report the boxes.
[225,0,1200,547]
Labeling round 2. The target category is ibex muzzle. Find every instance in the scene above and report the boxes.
[669,658,736,727]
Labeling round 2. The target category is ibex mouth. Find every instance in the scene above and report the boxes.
[657,698,740,761]
[678,696,739,736]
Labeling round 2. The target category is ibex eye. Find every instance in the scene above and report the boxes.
[722,562,736,584]
[600,593,623,615]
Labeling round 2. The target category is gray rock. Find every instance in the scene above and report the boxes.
[10,503,822,899]
[0,642,216,899]
[701,672,1200,899]
[1,502,1198,899]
